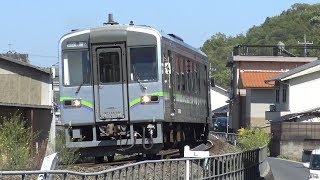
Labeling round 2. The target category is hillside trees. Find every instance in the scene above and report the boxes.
[202,3,320,90]
[245,3,320,45]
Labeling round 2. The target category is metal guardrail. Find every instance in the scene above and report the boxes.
[0,146,268,180]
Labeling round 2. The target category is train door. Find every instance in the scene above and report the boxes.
[92,44,128,122]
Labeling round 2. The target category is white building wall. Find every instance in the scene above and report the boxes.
[41,82,52,106]
[289,71,320,113]
[210,86,228,111]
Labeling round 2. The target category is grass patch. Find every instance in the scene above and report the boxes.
[55,129,80,165]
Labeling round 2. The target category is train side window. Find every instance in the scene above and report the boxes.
[186,59,189,93]
[194,63,198,94]
[130,47,157,82]
[204,65,208,87]
[181,58,186,92]
[62,50,91,86]
[99,52,120,83]
[175,56,180,91]
[200,65,208,96]
[198,64,202,95]
[188,61,194,92]
[191,61,194,92]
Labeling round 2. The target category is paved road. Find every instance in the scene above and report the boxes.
[267,157,309,180]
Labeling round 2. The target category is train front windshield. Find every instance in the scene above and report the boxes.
[62,51,91,86]
[130,47,157,82]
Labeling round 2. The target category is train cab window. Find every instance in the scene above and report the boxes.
[130,47,157,82]
[99,52,120,83]
[62,51,91,86]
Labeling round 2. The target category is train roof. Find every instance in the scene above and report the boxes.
[160,32,207,58]
[61,24,208,60]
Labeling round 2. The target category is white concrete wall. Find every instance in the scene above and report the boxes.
[210,86,228,111]
[289,71,320,113]
[40,75,52,106]
[0,60,51,106]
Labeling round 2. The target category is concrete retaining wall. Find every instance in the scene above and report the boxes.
[272,139,320,161]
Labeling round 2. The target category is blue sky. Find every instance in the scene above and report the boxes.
[0,0,317,67]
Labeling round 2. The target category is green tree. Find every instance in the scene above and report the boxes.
[245,3,320,46]
[201,33,245,89]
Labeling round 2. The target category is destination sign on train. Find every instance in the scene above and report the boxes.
[66,41,88,48]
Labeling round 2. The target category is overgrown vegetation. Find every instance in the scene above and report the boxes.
[0,113,79,169]
[237,128,271,150]
[0,113,33,170]
[55,129,80,165]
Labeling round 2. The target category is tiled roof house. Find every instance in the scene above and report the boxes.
[227,45,319,131]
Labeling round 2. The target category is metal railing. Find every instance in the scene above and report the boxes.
[233,44,320,57]
[0,146,268,180]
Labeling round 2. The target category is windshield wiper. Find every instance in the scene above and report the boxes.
[132,66,147,90]
[75,82,84,95]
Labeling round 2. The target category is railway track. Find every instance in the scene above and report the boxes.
[71,159,136,168]
[67,140,213,170]
[69,150,178,169]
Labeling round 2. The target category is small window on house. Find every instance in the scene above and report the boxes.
[276,89,280,103]
[283,88,287,103]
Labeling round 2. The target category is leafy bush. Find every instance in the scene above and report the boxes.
[0,113,33,169]
[237,128,271,150]
[55,129,79,165]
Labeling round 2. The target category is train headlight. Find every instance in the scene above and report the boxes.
[141,95,151,103]
[72,99,82,107]
[64,99,82,107]
[141,95,160,104]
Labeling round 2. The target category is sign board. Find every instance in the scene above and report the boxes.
[38,153,58,180]
[184,145,210,158]
[184,145,210,180]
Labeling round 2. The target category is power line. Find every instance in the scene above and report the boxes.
[28,59,58,67]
